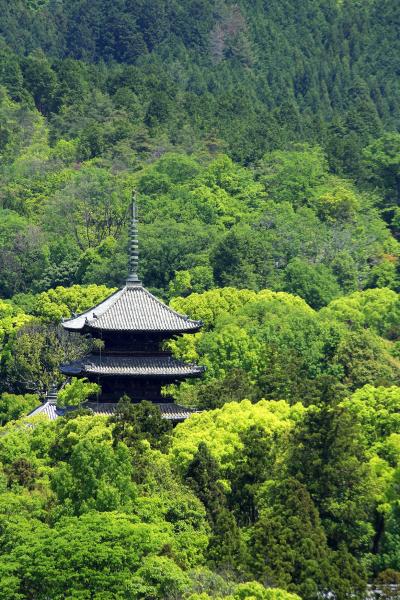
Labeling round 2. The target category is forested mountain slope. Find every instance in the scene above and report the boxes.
[0,0,399,169]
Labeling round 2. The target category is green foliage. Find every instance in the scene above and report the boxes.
[187,582,301,600]
[320,288,400,340]
[50,435,136,515]
[0,0,397,179]
[228,425,279,526]
[185,442,243,569]
[288,403,374,553]
[0,392,38,425]
[311,180,361,224]
[0,299,31,358]
[362,133,400,228]
[284,258,341,309]
[168,266,214,298]
[235,585,301,600]
[170,399,302,473]
[22,50,58,115]
[0,410,211,598]
[1,321,91,395]
[0,512,189,599]
[171,288,400,406]
[33,284,116,323]
[257,145,327,208]
[110,398,172,453]
[0,88,397,300]
[0,208,49,297]
[380,497,400,572]
[170,288,260,329]
[247,478,366,600]
[57,378,100,408]
[341,385,400,452]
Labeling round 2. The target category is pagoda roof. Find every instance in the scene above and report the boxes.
[61,354,205,378]
[28,401,198,421]
[62,284,202,334]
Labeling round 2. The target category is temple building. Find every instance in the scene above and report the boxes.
[29,202,205,421]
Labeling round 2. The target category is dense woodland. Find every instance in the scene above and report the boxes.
[0,1,400,598]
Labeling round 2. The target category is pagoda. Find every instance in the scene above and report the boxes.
[54,202,205,419]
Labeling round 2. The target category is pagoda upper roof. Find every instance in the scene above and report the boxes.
[62,284,202,334]
[61,354,205,378]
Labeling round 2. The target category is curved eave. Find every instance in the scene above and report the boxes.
[63,324,87,333]
[61,367,204,379]
[60,364,82,376]
[60,360,206,379]
[84,323,203,335]
[84,371,203,379]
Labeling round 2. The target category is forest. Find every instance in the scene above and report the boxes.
[0,0,400,598]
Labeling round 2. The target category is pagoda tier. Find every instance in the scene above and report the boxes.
[61,351,205,401]
[62,284,202,334]
[61,354,204,378]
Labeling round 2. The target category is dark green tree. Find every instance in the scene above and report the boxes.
[109,397,172,452]
[228,425,277,526]
[288,403,374,553]
[284,258,341,309]
[184,442,244,570]
[248,478,366,600]
[21,50,58,114]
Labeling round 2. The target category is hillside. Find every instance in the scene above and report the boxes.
[0,0,399,169]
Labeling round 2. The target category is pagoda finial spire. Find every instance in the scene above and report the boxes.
[126,193,141,286]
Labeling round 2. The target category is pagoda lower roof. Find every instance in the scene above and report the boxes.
[28,401,198,421]
[61,354,205,378]
[62,284,202,333]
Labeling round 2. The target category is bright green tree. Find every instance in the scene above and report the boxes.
[57,377,100,408]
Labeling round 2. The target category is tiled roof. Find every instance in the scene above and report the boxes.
[84,402,197,420]
[61,354,205,378]
[28,402,58,420]
[62,285,202,333]
[27,401,198,421]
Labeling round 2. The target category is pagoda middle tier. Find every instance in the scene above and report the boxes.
[62,354,204,379]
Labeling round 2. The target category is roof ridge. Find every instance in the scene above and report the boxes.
[62,288,123,326]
